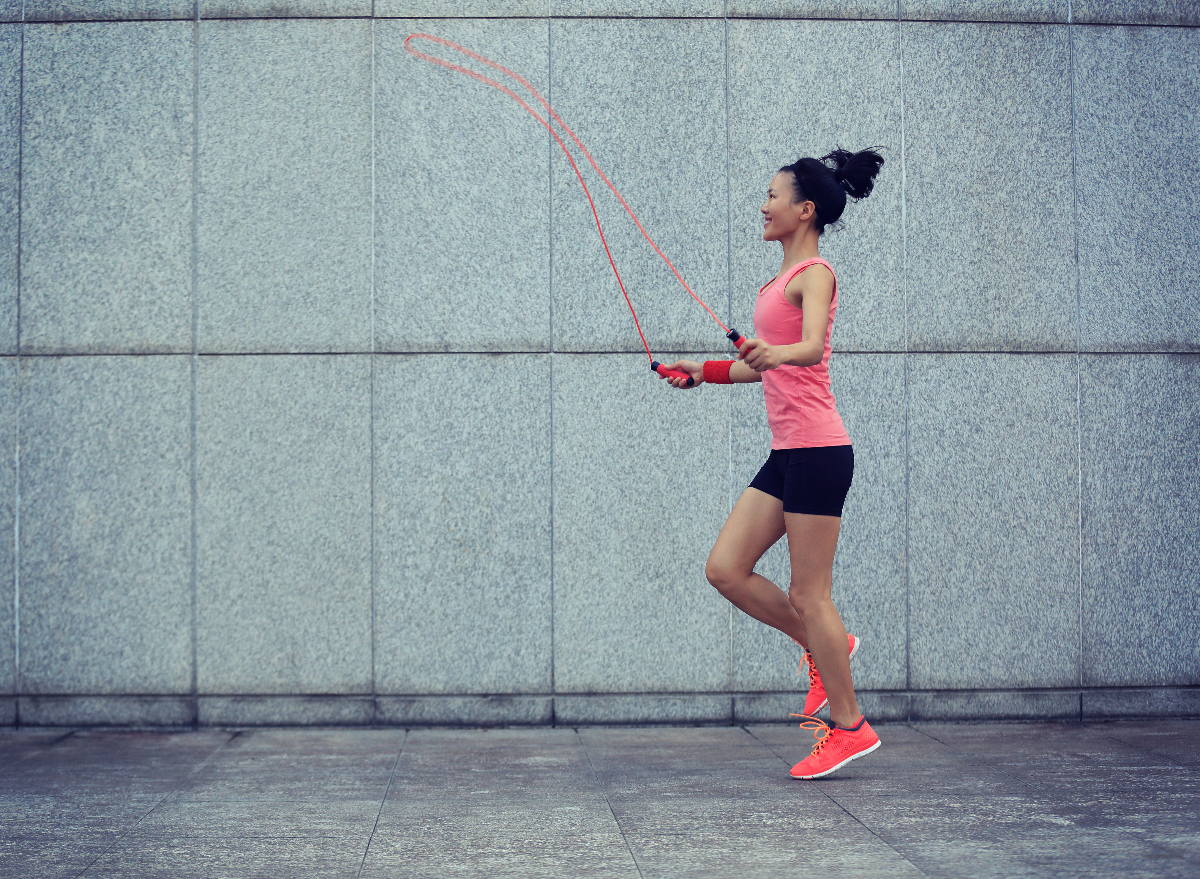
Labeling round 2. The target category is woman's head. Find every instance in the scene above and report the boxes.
[776,148,885,236]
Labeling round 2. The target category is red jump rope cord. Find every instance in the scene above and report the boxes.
[404,33,732,373]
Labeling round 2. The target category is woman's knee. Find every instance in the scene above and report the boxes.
[705,556,742,595]
[787,583,827,620]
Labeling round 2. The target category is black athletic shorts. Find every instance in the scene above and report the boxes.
[748,445,854,517]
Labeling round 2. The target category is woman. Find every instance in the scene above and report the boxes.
[659,147,884,779]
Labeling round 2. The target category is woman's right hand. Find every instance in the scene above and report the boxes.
[657,360,703,389]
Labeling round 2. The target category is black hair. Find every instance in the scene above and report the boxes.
[779,147,884,236]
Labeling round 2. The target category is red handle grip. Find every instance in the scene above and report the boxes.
[726,327,746,350]
[651,361,694,387]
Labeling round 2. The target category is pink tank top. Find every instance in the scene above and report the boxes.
[753,257,851,449]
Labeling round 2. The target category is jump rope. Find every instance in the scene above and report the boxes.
[404,33,746,386]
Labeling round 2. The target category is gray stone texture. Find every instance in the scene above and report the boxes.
[728,19,905,353]
[550,0,723,16]
[2,724,1200,875]
[373,354,552,695]
[1083,688,1200,720]
[87,838,372,877]
[136,798,386,838]
[1073,1,1200,25]
[20,23,193,355]
[908,354,1079,689]
[730,355,908,692]
[550,18,727,355]
[370,729,634,879]
[0,27,17,354]
[195,355,372,694]
[201,1,371,16]
[18,356,192,694]
[374,20,550,353]
[1074,25,1200,352]
[375,1,544,15]
[198,18,371,353]
[0,360,12,693]
[554,695,733,725]
[1080,355,1200,686]
[727,0,897,19]
[17,696,195,726]
[197,696,375,726]
[375,696,554,726]
[24,1,196,20]
[735,691,912,722]
[909,689,1081,720]
[1,13,1196,725]
[553,354,731,693]
[901,0,1068,21]
[904,22,1076,352]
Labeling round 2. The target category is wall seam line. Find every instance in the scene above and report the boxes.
[12,3,26,713]
[1067,7,1084,694]
[189,5,200,720]
[897,6,911,706]
[547,14,556,711]
[369,14,377,707]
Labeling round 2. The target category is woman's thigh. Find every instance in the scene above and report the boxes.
[708,488,787,576]
[784,512,842,600]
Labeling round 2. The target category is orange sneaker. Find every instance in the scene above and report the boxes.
[788,714,881,779]
[801,633,859,716]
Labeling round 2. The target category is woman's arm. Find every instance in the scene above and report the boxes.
[655,357,762,388]
[658,263,836,387]
[739,266,834,371]
[729,360,763,382]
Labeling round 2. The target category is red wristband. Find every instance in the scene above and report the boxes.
[703,360,734,385]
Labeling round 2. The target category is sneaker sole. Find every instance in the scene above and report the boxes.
[806,635,863,715]
[791,738,881,780]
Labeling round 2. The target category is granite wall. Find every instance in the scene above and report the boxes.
[0,1,1196,727]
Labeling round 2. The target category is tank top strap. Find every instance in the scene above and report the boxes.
[778,256,836,289]
[772,257,837,310]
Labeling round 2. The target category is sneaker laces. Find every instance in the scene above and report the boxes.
[789,712,835,757]
[803,651,820,689]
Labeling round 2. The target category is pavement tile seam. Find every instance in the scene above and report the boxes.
[4,725,1200,877]
[574,728,651,879]
[1087,721,1200,769]
[69,729,240,877]
[736,725,936,878]
[906,722,1200,870]
[354,729,407,879]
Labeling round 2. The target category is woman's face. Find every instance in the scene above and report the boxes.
[761,171,814,241]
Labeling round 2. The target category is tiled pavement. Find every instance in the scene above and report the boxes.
[1,720,1198,878]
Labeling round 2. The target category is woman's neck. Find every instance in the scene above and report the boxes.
[778,226,821,275]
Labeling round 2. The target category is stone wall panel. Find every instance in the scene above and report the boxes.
[908,354,1079,689]
[21,23,193,354]
[549,18,727,355]
[1075,25,1200,352]
[1081,355,1200,686]
[373,353,552,696]
[904,23,1076,352]
[198,19,372,353]
[19,356,192,694]
[196,354,372,694]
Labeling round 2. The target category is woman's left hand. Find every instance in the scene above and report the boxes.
[737,338,785,372]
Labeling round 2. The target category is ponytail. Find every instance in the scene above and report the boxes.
[780,146,884,235]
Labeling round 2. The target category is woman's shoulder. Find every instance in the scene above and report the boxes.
[780,257,834,283]
[784,259,835,293]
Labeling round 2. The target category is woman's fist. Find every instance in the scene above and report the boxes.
[657,360,703,389]
[737,338,784,372]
